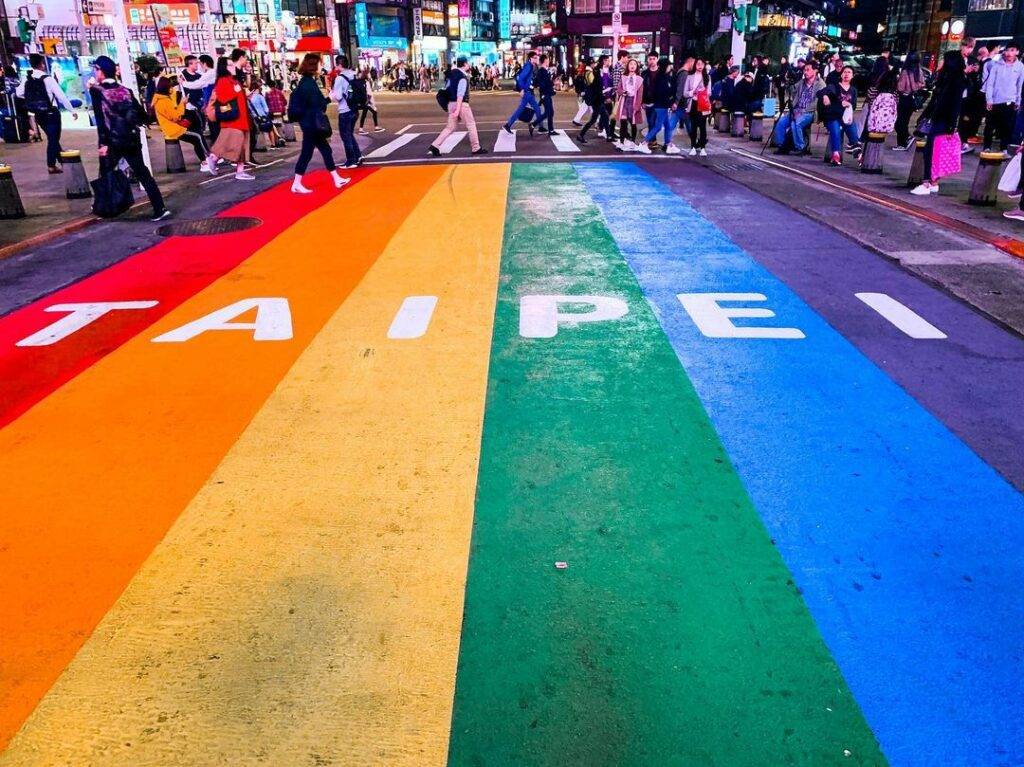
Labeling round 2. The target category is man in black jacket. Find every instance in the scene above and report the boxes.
[532,55,558,134]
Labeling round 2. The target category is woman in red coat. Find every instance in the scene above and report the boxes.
[206,56,253,180]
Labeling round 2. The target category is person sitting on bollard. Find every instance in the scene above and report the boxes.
[819,65,862,166]
[152,75,212,170]
[16,53,78,174]
[774,62,825,155]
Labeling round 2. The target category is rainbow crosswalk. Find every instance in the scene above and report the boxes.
[1,162,1022,766]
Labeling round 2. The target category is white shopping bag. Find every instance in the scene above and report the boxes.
[998,152,1021,193]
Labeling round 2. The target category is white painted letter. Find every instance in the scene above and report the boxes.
[388,296,438,339]
[152,298,292,343]
[677,293,805,339]
[16,301,159,347]
[855,293,947,339]
[519,294,629,338]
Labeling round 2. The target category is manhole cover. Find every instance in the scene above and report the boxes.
[157,216,262,237]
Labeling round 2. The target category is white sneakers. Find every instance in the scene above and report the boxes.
[910,183,938,195]
[291,178,313,194]
[331,170,351,189]
[699,148,707,157]
[689,148,697,156]
[665,144,681,155]
[234,171,255,181]
[636,143,652,154]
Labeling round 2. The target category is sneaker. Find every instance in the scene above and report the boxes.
[844,143,862,154]
[536,126,549,134]
[577,133,587,144]
[549,130,560,136]
[528,124,535,137]
[333,174,351,189]
[689,148,697,156]
[828,152,842,167]
[199,163,216,174]
[910,183,932,196]
[613,141,625,151]
[636,142,652,154]
[1003,209,1024,220]
[291,180,313,194]
[665,144,681,155]
[1008,192,1023,201]
[358,128,368,135]
[428,145,441,157]
[622,140,637,151]
[374,126,386,132]
[502,124,512,134]
[472,147,489,155]
[47,166,63,175]
[962,144,975,155]
[698,148,707,157]
[572,120,583,127]
[234,172,255,181]
[151,208,172,222]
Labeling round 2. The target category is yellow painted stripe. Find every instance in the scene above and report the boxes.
[1,163,510,766]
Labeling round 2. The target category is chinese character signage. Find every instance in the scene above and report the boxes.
[458,0,470,17]
[448,4,460,36]
[413,7,423,39]
[499,0,510,39]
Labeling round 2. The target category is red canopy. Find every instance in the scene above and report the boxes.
[293,36,333,53]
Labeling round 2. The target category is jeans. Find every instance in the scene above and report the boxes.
[645,107,674,144]
[534,94,554,131]
[894,94,916,147]
[984,102,1017,150]
[825,119,860,154]
[294,131,336,175]
[669,105,690,138]
[774,111,814,151]
[338,110,361,165]
[506,91,540,128]
[103,143,164,215]
[37,110,63,168]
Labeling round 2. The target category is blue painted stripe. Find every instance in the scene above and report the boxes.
[575,161,1024,767]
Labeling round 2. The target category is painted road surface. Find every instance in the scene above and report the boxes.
[0,161,1022,767]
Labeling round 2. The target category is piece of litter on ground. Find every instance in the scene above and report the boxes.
[554,561,568,570]
[843,749,851,757]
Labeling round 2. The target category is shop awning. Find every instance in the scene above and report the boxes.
[294,36,334,53]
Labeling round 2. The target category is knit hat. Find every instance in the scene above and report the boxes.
[94,55,116,78]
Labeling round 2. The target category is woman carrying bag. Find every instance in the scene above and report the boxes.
[911,51,967,196]
[287,53,350,194]
[205,56,253,181]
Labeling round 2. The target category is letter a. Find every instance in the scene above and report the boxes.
[519,294,629,338]
[152,298,293,343]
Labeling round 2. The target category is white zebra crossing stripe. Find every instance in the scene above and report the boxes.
[365,133,420,158]
[494,129,517,152]
[439,131,468,154]
[549,131,581,153]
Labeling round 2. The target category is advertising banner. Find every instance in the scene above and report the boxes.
[150,4,186,67]
[413,7,423,39]
[448,4,460,37]
[499,0,510,39]
[458,0,470,18]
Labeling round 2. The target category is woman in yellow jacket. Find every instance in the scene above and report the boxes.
[152,76,212,171]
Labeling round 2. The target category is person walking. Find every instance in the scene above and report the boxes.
[287,53,350,194]
[533,54,557,134]
[357,70,384,134]
[429,56,487,156]
[16,53,77,173]
[637,58,678,154]
[682,58,711,156]
[571,59,592,125]
[641,51,660,141]
[911,51,967,195]
[613,57,644,151]
[205,56,254,181]
[820,65,861,166]
[330,55,363,168]
[503,50,541,135]
[982,43,1024,154]
[577,55,612,144]
[893,52,925,150]
[152,75,211,168]
[89,55,169,221]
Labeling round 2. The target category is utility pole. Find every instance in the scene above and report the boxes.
[77,0,89,59]
[110,0,152,169]
[611,0,620,62]
[731,0,747,67]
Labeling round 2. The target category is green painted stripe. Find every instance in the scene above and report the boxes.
[446,163,885,766]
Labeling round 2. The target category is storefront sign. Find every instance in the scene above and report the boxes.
[413,7,423,39]
[355,3,370,40]
[458,0,471,17]
[758,13,790,28]
[421,34,447,50]
[499,0,511,39]
[460,16,472,39]
[423,9,444,26]
[448,4,460,36]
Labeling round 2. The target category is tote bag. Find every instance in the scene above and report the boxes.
[932,133,962,180]
[999,152,1022,193]
[91,169,134,218]
[867,93,898,134]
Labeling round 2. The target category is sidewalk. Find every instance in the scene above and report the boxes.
[0,121,300,251]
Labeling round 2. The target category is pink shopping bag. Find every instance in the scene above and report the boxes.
[932,133,962,180]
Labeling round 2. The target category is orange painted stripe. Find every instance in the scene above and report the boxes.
[0,164,445,750]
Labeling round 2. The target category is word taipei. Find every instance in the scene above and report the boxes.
[14,292,947,347]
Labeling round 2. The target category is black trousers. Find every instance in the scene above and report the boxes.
[294,131,336,175]
[688,107,708,148]
[894,94,916,147]
[534,94,554,131]
[359,105,378,127]
[178,130,208,161]
[618,118,637,142]
[103,143,164,214]
[37,110,63,168]
[580,101,609,138]
[984,102,1016,150]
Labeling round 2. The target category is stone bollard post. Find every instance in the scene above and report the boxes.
[749,112,764,142]
[968,151,1010,206]
[164,139,186,173]
[279,118,297,142]
[714,109,730,133]
[61,151,92,199]
[0,165,26,219]
[254,129,269,152]
[860,131,887,174]
[906,139,927,187]
[730,112,746,138]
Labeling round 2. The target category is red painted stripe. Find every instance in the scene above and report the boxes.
[0,169,375,430]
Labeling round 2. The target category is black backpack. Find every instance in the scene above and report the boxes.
[98,84,144,147]
[341,74,368,110]
[23,75,55,114]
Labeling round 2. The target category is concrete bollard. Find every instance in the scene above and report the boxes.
[749,112,764,142]
[279,118,297,142]
[968,151,1009,206]
[730,112,746,138]
[0,165,26,219]
[60,151,92,199]
[860,131,886,174]
[906,139,927,187]
[254,129,269,152]
[714,109,730,133]
[164,139,186,173]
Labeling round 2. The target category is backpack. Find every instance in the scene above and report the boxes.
[436,84,451,111]
[710,78,724,103]
[573,72,586,94]
[867,92,898,134]
[340,74,368,110]
[98,84,144,147]
[23,75,55,114]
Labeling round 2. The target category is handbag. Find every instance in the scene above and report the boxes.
[931,133,962,180]
[204,99,216,123]
[841,104,854,125]
[214,97,240,123]
[314,110,332,138]
[999,152,1022,192]
[696,89,712,115]
[90,168,134,218]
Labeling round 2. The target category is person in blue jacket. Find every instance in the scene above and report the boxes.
[502,51,541,134]
[532,54,558,134]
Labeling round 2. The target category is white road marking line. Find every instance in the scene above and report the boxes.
[197,158,285,186]
[396,123,413,135]
[363,153,675,166]
[855,293,948,339]
[438,131,467,154]
[387,296,439,339]
[493,129,517,152]
[549,131,580,153]
[365,132,420,158]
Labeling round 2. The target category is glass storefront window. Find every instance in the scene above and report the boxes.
[968,0,1010,10]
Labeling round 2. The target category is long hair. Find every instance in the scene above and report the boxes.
[298,53,321,77]
[693,58,709,87]
[215,56,231,79]
[903,51,921,72]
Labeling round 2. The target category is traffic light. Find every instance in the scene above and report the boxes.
[732,5,758,35]
[746,4,759,31]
